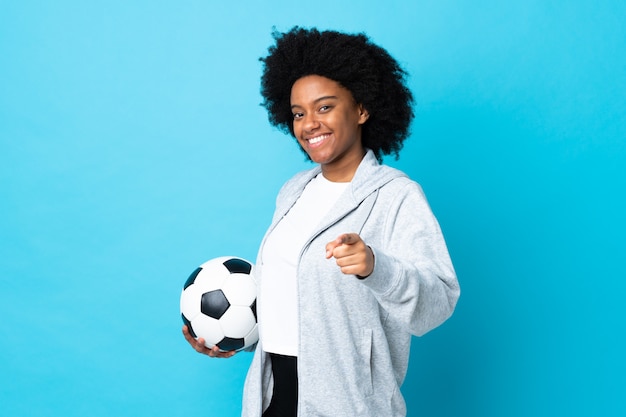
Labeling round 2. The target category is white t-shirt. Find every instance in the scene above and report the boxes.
[259,174,349,356]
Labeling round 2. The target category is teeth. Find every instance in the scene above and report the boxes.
[308,134,329,144]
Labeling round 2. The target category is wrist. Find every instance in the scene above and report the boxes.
[357,246,375,279]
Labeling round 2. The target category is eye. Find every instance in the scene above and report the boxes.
[292,112,304,120]
[319,105,331,113]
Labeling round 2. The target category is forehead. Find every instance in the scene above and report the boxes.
[290,75,354,104]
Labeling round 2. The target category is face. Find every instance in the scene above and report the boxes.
[290,75,369,181]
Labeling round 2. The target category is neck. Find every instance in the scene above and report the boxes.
[320,150,365,182]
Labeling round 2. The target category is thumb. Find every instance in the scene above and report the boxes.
[325,233,358,258]
[339,233,359,245]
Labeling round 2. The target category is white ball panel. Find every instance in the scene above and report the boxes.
[199,256,238,268]
[192,262,229,291]
[180,284,204,320]
[190,315,224,348]
[244,324,259,347]
[221,274,257,306]
[220,306,256,338]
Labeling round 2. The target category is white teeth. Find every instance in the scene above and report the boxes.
[308,134,328,144]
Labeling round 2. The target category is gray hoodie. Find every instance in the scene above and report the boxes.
[242,150,460,416]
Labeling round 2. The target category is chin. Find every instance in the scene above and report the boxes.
[310,155,333,165]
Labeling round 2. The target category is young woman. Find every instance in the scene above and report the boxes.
[183,27,460,417]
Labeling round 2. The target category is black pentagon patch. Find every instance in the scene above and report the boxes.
[217,337,245,352]
[181,313,197,338]
[250,299,257,321]
[223,258,252,275]
[183,267,202,290]
[201,290,230,319]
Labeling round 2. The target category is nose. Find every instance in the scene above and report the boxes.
[302,113,320,132]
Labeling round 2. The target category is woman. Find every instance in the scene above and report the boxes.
[183,27,460,417]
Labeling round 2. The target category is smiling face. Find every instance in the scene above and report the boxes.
[290,75,369,182]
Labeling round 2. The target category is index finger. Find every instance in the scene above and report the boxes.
[326,233,359,258]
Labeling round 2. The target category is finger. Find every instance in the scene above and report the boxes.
[325,237,343,258]
[326,234,359,258]
[210,346,236,358]
[196,338,210,353]
[208,345,220,357]
[182,325,196,343]
[339,233,359,245]
[219,349,237,358]
[333,246,374,277]
[183,326,209,353]
[334,251,363,266]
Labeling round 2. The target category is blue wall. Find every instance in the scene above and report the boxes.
[1,1,624,416]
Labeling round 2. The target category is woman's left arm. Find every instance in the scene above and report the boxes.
[332,181,460,336]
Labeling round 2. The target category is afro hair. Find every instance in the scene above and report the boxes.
[260,27,414,161]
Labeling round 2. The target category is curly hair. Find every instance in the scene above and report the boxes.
[260,27,415,161]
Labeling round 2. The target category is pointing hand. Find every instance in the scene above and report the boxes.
[325,233,374,278]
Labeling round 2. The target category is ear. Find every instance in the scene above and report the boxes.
[357,104,370,125]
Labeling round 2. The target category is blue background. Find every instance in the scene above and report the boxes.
[1,1,624,416]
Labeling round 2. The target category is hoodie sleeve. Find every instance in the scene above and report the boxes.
[359,180,460,336]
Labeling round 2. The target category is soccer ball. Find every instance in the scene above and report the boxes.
[180,256,258,352]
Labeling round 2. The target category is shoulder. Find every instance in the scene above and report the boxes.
[355,159,421,196]
[350,151,409,195]
[365,165,431,214]
[382,174,424,194]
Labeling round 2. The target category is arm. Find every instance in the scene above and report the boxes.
[328,181,459,336]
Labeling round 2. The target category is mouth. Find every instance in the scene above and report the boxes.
[306,133,331,146]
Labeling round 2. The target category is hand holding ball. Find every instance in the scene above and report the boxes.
[180,257,258,352]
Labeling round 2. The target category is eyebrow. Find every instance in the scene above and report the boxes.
[291,95,339,109]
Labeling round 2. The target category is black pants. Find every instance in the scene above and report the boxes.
[262,353,298,417]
